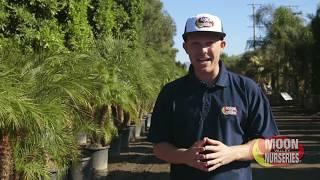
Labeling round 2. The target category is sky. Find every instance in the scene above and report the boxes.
[160,0,319,63]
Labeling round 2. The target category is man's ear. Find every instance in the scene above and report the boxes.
[183,42,189,54]
[220,40,226,49]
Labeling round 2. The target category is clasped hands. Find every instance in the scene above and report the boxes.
[184,137,237,172]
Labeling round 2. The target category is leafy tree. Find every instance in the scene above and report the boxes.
[142,0,176,57]
[221,53,241,73]
[268,7,312,96]
[311,5,320,94]
[244,5,313,98]
[0,0,67,53]
[63,0,94,52]
[114,0,144,43]
[88,0,115,38]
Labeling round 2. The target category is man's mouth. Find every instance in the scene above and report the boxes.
[197,58,212,62]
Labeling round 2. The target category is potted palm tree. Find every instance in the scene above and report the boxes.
[95,37,138,150]
[34,52,106,179]
[0,48,79,179]
[0,42,107,179]
[84,104,117,176]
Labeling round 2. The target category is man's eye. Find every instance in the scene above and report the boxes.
[191,43,201,48]
[206,42,214,46]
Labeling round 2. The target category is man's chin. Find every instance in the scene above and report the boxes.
[195,67,213,74]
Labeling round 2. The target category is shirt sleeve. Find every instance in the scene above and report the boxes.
[245,81,279,140]
[147,84,174,144]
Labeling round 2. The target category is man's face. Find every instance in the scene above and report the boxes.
[183,32,226,76]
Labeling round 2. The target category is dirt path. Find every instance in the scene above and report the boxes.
[107,137,169,180]
[106,106,320,180]
[106,136,320,180]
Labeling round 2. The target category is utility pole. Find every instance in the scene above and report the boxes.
[247,3,263,50]
[246,4,300,51]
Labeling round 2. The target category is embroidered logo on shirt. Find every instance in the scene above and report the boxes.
[221,106,237,116]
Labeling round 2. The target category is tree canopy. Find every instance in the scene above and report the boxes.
[224,4,320,99]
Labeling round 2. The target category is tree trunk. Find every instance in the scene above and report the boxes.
[0,135,12,180]
[137,106,142,120]
[116,105,123,124]
[123,111,130,128]
[97,105,108,127]
[93,105,109,145]
[111,105,121,129]
[12,172,21,180]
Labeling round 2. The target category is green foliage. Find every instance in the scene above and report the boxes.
[0,41,111,178]
[0,0,8,33]
[0,0,66,53]
[64,0,94,52]
[88,0,115,38]
[236,5,316,98]
[0,0,186,177]
[262,7,313,95]
[113,0,144,43]
[142,0,176,57]
[221,53,241,72]
[110,2,129,39]
[0,44,73,178]
[311,5,320,94]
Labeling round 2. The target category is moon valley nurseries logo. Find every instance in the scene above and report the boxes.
[251,136,304,167]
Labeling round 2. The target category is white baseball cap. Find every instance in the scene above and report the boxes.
[182,13,226,40]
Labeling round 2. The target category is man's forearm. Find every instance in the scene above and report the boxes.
[230,139,258,161]
[153,139,258,166]
[153,142,188,164]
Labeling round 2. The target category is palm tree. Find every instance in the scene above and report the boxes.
[0,52,70,179]
[0,42,108,179]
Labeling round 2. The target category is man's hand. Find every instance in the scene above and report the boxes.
[153,138,256,172]
[153,140,207,171]
[183,139,208,171]
[201,137,257,171]
[201,137,238,171]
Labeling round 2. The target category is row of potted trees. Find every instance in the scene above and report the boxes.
[70,109,151,180]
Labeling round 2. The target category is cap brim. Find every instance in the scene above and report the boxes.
[182,31,226,41]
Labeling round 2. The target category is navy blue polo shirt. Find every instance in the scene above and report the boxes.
[148,61,279,180]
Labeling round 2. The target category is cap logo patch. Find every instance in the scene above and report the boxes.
[221,106,237,116]
[195,16,214,28]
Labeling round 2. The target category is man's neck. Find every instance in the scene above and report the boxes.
[195,66,220,86]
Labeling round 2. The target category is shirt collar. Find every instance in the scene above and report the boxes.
[215,61,229,87]
[188,60,229,88]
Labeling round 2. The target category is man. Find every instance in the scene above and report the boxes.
[147,13,279,180]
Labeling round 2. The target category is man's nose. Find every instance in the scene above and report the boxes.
[200,46,209,54]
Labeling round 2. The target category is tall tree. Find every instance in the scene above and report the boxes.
[253,6,312,96]
[63,0,94,52]
[311,5,320,94]
[0,0,66,52]
[88,0,115,38]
